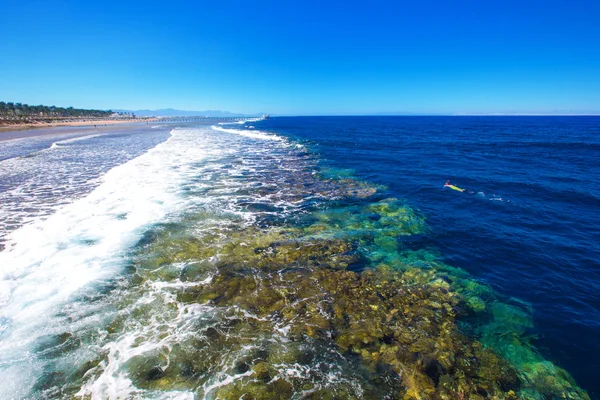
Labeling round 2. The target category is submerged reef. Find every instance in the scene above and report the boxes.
[43,164,588,399]
[72,197,585,400]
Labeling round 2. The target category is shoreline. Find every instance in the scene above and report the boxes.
[0,118,157,132]
[0,119,160,142]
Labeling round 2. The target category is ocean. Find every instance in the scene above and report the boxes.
[0,116,598,399]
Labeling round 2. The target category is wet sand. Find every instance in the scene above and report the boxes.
[0,120,158,142]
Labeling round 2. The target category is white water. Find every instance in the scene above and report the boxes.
[0,121,328,399]
[211,125,283,141]
[0,127,225,398]
[48,133,103,149]
[73,125,306,399]
[78,290,214,400]
[0,128,170,249]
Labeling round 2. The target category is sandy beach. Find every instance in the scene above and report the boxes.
[0,119,159,142]
[0,118,156,131]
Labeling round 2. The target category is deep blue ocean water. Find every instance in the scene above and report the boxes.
[259,116,600,397]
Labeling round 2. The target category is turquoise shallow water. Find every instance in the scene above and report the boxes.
[0,118,597,399]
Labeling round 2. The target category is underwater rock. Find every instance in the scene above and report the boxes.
[76,181,589,399]
[138,219,587,398]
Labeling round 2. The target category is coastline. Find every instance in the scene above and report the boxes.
[0,119,159,142]
[0,118,157,132]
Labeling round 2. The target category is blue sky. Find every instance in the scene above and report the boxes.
[1,0,599,115]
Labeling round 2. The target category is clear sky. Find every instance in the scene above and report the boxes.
[1,0,599,115]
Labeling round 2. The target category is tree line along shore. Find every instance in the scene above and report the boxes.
[0,101,141,126]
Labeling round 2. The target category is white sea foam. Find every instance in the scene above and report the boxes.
[43,133,103,151]
[217,120,245,125]
[202,370,254,397]
[211,125,282,141]
[0,122,322,399]
[54,133,103,146]
[0,129,171,249]
[217,117,264,126]
[0,127,225,398]
[78,295,211,400]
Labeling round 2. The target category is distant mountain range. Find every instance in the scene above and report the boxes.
[114,108,261,117]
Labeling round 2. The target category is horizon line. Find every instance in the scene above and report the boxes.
[269,113,600,117]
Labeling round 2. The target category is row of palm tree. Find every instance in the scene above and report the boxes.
[0,101,113,123]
